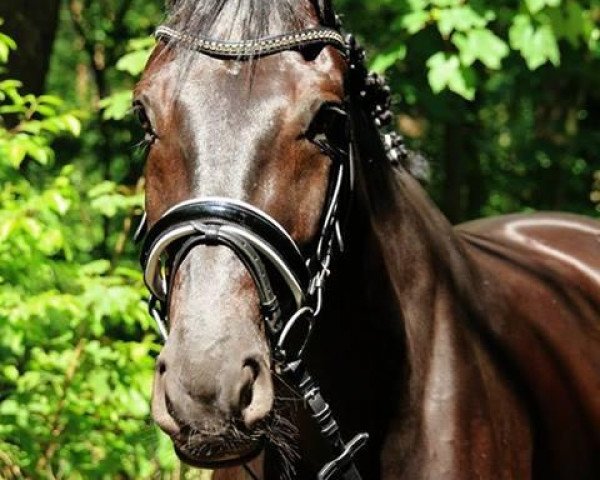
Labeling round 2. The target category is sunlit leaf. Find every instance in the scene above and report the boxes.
[371,46,407,74]
[116,49,152,76]
[426,52,476,100]
[453,28,509,69]
[99,91,133,121]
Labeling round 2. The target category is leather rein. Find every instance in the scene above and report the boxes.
[136,19,404,480]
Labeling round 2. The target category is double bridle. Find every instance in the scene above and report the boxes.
[136,16,406,480]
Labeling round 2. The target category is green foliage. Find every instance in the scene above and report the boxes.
[426,52,476,100]
[0,33,16,64]
[338,0,599,221]
[116,37,155,76]
[0,27,174,479]
[0,87,80,167]
[363,0,597,100]
[100,36,155,121]
[509,14,560,69]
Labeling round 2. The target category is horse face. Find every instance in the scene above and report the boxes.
[134,34,346,466]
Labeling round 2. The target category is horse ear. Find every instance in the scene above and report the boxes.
[314,0,337,28]
[323,0,337,26]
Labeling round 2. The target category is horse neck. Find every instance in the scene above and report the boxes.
[311,148,520,477]
[357,163,481,382]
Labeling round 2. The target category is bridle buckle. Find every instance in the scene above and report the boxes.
[274,306,315,364]
[148,295,168,341]
[318,433,370,480]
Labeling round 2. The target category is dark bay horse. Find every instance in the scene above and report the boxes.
[133,0,600,478]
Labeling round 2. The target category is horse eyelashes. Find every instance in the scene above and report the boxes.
[133,102,157,146]
[306,104,349,150]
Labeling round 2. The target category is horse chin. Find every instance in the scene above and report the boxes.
[174,438,265,469]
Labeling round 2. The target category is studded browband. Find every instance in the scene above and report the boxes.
[154,25,347,59]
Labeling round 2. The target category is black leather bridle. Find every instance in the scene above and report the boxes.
[136,14,406,480]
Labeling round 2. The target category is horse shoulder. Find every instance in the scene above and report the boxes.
[455,212,600,478]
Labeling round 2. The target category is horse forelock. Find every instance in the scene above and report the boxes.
[164,0,318,41]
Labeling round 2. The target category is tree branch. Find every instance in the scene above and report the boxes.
[35,339,86,475]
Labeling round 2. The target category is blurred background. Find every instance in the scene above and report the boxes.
[0,0,598,478]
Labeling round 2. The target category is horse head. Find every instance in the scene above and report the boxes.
[134,0,351,469]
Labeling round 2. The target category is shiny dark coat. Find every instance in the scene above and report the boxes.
[136,1,600,478]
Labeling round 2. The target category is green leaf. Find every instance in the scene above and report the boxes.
[534,24,561,67]
[38,95,63,107]
[7,141,27,167]
[525,0,546,14]
[402,11,430,34]
[88,371,111,400]
[89,181,117,198]
[509,14,534,50]
[547,1,594,48]
[0,42,9,64]
[509,15,560,69]
[80,260,111,276]
[128,36,156,51]
[436,6,488,37]
[0,32,17,50]
[0,105,26,115]
[453,28,509,69]
[3,365,19,382]
[431,0,461,7]
[407,0,428,9]
[0,79,22,90]
[525,0,561,14]
[26,143,52,165]
[0,32,16,63]
[36,105,57,117]
[426,52,476,100]
[427,52,455,93]
[370,46,407,74]
[62,114,82,137]
[0,399,19,415]
[47,191,71,215]
[116,49,152,76]
[38,227,65,254]
[18,121,42,134]
[99,91,133,121]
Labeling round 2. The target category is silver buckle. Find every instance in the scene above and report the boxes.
[148,296,168,341]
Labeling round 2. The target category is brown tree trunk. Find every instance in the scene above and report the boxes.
[443,123,466,224]
[466,114,485,220]
[443,98,481,223]
[466,155,485,220]
[0,0,61,94]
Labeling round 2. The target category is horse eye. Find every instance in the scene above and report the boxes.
[133,101,157,143]
[306,103,349,151]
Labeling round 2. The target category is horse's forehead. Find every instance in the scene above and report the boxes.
[184,60,296,112]
[141,54,313,128]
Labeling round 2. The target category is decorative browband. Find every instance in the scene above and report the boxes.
[154,25,347,59]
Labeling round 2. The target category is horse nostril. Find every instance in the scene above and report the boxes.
[238,360,257,410]
[244,357,260,380]
[165,392,177,420]
[157,359,167,375]
[237,357,273,428]
[151,363,181,436]
[239,372,254,411]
